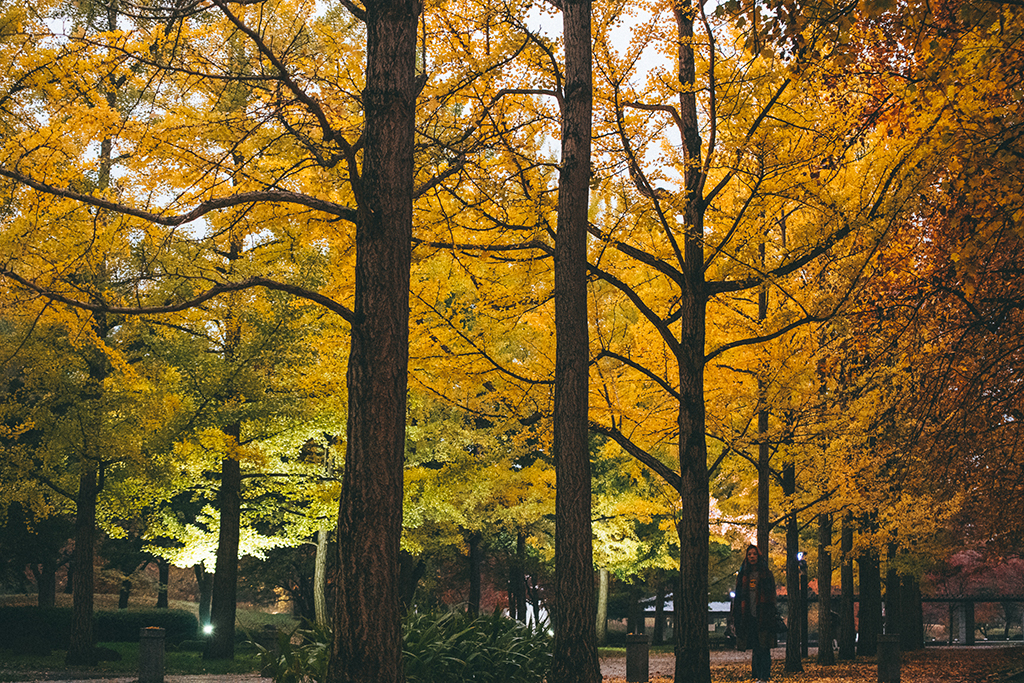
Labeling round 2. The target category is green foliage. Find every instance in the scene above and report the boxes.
[0,607,197,651]
[255,612,553,683]
[0,606,70,654]
[94,609,198,644]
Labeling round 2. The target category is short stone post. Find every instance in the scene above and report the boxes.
[625,632,650,683]
[877,634,901,683]
[139,627,166,683]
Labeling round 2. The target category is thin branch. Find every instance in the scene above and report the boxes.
[0,168,357,224]
[0,271,357,323]
[588,421,682,493]
[594,349,681,402]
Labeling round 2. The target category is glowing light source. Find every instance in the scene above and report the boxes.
[203,624,214,635]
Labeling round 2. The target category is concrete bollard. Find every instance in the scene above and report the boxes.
[877,634,901,683]
[139,627,166,683]
[625,633,650,683]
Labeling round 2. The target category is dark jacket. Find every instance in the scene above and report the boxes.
[731,558,778,651]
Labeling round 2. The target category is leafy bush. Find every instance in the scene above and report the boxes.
[0,606,71,653]
[0,606,198,652]
[403,611,552,683]
[254,612,552,683]
[95,609,199,644]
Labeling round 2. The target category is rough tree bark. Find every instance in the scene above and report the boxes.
[325,1,419,681]
[206,435,241,660]
[671,2,712,680]
[550,0,600,680]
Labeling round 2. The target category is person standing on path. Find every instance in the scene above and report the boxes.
[732,544,778,683]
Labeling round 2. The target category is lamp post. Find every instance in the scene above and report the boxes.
[797,552,809,657]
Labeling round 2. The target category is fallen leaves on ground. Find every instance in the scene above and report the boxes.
[601,646,1024,682]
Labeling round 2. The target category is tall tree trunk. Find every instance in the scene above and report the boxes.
[195,563,213,629]
[783,462,803,672]
[838,518,855,660]
[468,531,482,617]
[326,2,417,681]
[206,439,241,660]
[596,568,608,644]
[670,2,711,679]
[817,512,835,665]
[156,559,170,608]
[857,548,882,657]
[550,0,599,681]
[66,465,99,666]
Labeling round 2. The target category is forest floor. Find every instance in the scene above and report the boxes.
[600,643,1024,682]
[4,644,1022,682]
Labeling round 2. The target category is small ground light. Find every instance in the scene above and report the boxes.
[796,551,805,561]
[203,624,214,635]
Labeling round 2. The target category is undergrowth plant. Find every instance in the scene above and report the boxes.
[254,611,552,683]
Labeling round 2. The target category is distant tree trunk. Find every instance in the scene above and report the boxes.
[314,529,330,624]
[653,578,667,645]
[66,465,99,666]
[195,563,213,629]
[398,550,424,612]
[515,533,528,621]
[627,582,644,634]
[325,2,418,681]
[119,579,131,609]
[33,561,57,608]
[468,531,482,617]
[817,512,835,665]
[885,542,901,638]
[838,519,856,660]
[156,559,170,609]
[857,548,882,657]
[596,569,608,644]
[784,463,803,672]
[206,435,241,660]
[756,273,771,554]
[901,574,922,650]
[549,0,599,682]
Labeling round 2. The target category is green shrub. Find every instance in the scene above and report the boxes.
[254,612,553,683]
[0,606,71,653]
[0,606,198,652]
[403,611,552,683]
[95,609,199,644]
